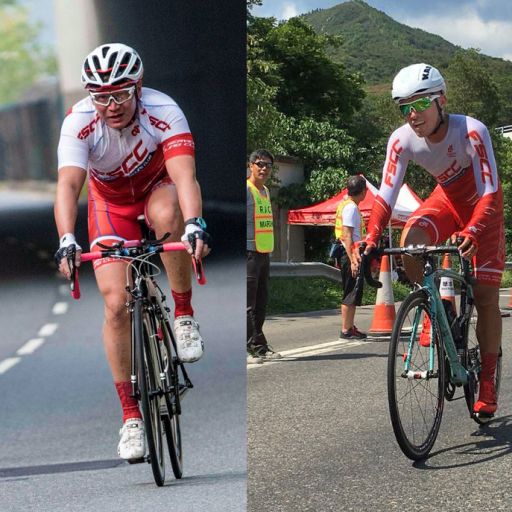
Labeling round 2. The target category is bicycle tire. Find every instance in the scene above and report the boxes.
[160,319,183,478]
[134,301,166,486]
[387,289,445,460]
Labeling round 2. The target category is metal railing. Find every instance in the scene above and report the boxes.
[270,262,342,282]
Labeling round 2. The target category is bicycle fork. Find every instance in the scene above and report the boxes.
[402,300,468,385]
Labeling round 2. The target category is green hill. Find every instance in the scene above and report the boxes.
[302,0,512,88]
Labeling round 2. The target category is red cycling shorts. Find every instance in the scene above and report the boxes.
[403,185,505,287]
[87,175,174,269]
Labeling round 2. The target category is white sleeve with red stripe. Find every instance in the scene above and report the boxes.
[157,106,195,160]
[57,113,90,171]
[366,128,410,245]
[460,117,502,244]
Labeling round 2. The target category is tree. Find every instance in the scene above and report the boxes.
[444,49,501,127]
[263,17,364,125]
[0,0,56,105]
[247,12,368,188]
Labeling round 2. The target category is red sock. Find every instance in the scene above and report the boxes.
[115,381,142,422]
[172,288,193,318]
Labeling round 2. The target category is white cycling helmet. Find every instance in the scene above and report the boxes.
[81,43,143,89]
[392,63,445,102]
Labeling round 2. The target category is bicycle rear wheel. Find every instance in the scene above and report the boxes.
[134,301,166,486]
[160,320,183,478]
[387,290,445,460]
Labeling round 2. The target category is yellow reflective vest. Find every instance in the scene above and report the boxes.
[247,179,274,253]
[334,198,365,241]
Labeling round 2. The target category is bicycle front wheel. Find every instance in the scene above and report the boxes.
[134,301,166,486]
[387,290,445,460]
[160,320,183,478]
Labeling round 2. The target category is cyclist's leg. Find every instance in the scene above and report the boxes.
[401,186,459,284]
[471,219,504,414]
[145,178,203,362]
[145,179,192,311]
[88,193,146,457]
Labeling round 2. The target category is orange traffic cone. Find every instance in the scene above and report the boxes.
[368,255,396,336]
[440,253,457,313]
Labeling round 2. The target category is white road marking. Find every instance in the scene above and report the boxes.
[38,323,58,337]
[0,358,21,375]
[52,302,68,315]
[248,339,367,369]
[17,338,45,355]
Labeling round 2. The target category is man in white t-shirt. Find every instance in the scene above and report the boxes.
[334,175,367,339]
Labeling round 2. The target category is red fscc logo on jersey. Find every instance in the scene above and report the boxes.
[114,140,149,176]
[467,130,494,187]
[77,115,100,140]
[149,115,171,132]
[437,160,462,184]
[384,139,403,187]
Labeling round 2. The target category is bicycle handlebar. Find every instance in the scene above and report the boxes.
[357,239,471,290]
[69,239,206,300]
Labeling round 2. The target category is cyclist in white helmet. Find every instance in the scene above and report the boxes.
[54,43,210,460]
[363,63,504,417]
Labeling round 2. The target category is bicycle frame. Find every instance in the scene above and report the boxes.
[408,253,472,386]
[127,261,192,408]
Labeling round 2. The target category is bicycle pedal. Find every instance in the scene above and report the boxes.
[475,412,494,423]
[126,457,146,465]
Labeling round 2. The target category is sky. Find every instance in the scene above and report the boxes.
[19,0,56,49]
[252,0,512,62]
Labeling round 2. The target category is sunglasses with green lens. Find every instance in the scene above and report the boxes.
[399,95,440,116]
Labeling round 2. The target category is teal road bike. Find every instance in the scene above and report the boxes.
[374,243,502,460]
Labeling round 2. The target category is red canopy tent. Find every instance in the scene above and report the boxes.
[287,178,423,228]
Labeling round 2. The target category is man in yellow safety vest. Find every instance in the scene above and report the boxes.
[334,175,367,339]
[246,149,282,364]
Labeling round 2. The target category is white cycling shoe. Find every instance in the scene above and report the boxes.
[118,418,145,460]
[174,315,204,363]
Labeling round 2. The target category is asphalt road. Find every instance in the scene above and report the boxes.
[248,302,512,512]
[0,190,246,512]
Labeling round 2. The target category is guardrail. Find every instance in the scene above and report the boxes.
[270,262,342,282]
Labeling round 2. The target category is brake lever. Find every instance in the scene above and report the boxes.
[359,246,382,289]
[191,257,207,285]
[67,246,81,299]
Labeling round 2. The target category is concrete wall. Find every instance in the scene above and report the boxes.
[272,157,305,262]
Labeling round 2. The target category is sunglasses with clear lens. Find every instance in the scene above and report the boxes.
[89,86,135,107]
[399,95,440,116]
[254,161,272,169]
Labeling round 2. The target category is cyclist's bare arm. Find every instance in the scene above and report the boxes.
[165,154,209,259]
[54,166,86,277]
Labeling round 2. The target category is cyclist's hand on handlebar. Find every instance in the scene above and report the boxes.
[451,232,477,260]
[181,223,211,260]
[54,233,82,279]
[353,241,364,264]
[354,240,376,263]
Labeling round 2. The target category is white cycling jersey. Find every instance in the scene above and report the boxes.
[367,114,502,245]
[57,87,195,203]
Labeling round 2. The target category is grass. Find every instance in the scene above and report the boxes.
[267,276,411,315]
[267,269,512,315]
